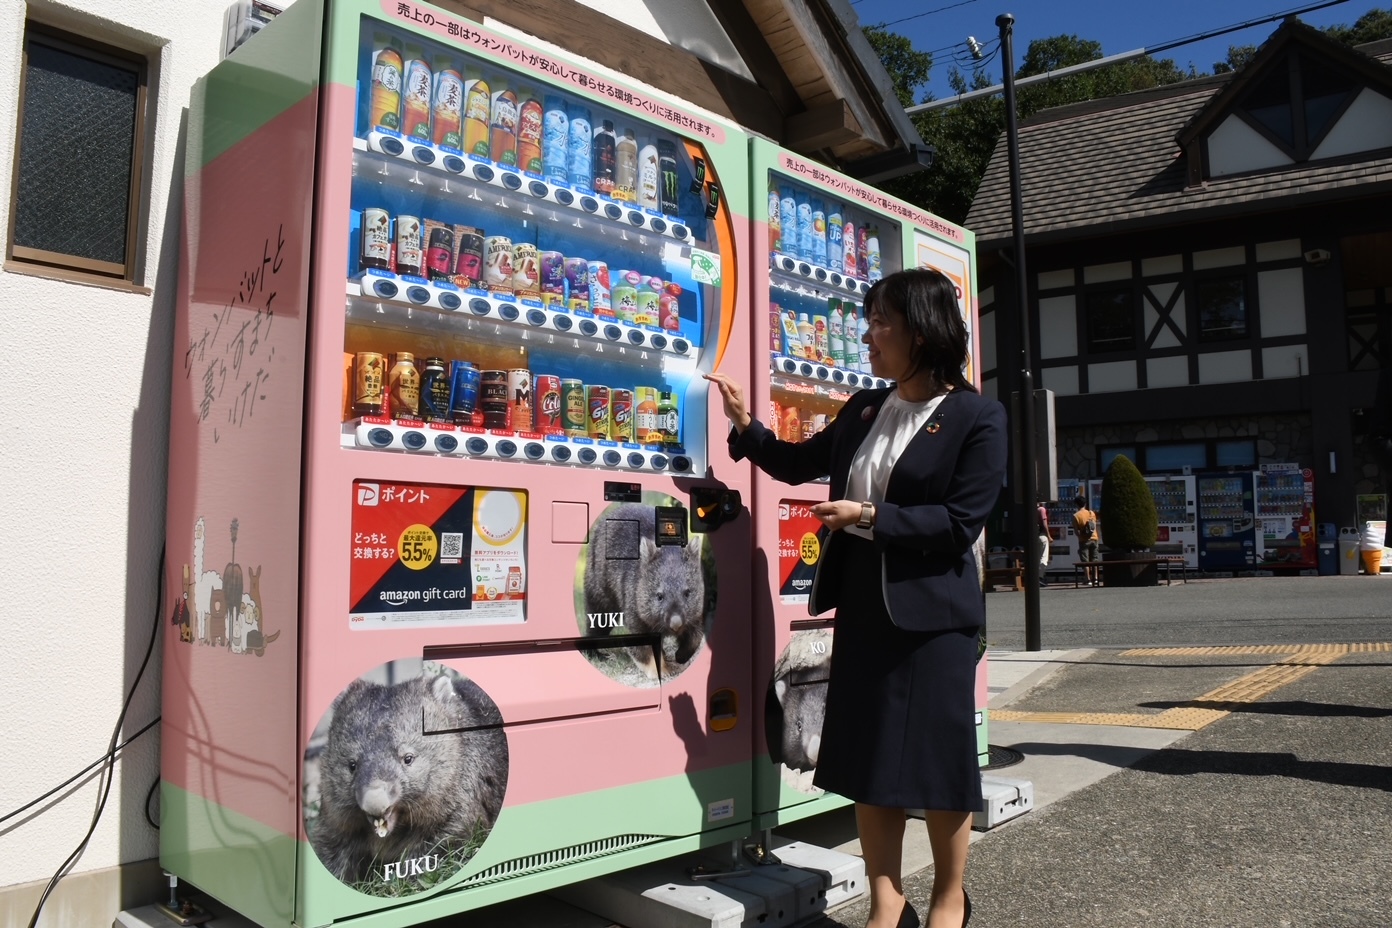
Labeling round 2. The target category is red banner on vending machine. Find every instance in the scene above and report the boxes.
[778,499,824,604]
[350,480,528,628]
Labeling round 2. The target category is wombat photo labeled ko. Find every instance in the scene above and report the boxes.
[766,629,832,794]
[303,659,508,896]
[576,495,717,688]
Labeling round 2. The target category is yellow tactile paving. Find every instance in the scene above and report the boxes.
[992,644,1391,731]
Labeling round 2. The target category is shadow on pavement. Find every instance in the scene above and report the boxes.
[1004,741,1162,769]
[1130,747,1392,791]
[1138,698,1392,718]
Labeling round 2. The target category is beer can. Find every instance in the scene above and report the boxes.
[564,257,590,313]
[449,361,480,423]
[512,242,540,300]
[484,236,514,296]
[587,260,612,317]
[453,225,485,289]
[419,356,452,422]
[508,368,533,432]
[610,388,634,443]
[587,385,611,440]
[534,374,562,432]
[480,370,510,430]
[360,208,392,272]
[540,251,566,309]
[353,352,386,417]
[561,379,587,436]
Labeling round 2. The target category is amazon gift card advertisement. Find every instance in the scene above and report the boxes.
[778,499,823,604]
[350,481,528,628]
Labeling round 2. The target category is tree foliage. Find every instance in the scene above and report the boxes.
[861,9,1392,223]
[1099,454,1158,551]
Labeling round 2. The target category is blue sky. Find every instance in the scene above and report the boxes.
[845,0,1387,101]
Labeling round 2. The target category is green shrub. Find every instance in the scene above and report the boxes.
[1100,454,1158,551]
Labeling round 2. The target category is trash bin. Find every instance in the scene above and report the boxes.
[1317,523,1338,576]
[1338,527,1361,575]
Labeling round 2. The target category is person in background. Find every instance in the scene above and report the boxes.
[1073,494,1101,586]
[706,268,1005,928]
[1036,498,1052,587]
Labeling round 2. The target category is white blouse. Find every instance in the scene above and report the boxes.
[843,390,947,540]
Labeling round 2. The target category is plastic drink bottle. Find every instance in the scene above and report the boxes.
[400,50,433,140]
[592,120,617,196]
[369,38,403,132]
[768,179,781,253]
[489,82,519,166]
[810,198,827,265]
[430,63,463,149]
[515,90,543,175]
[796,312,816,359]
[567,105,593,191]
[796,194,812,261]
[638,140,660,210]
[866,226,882,282]
[827,204,844,272]
[462,73,491,157]
[542,95,568,184]
[827,299,844,367]
[779,186,797,255]
[614,127,638,202]
[842,219,857,277]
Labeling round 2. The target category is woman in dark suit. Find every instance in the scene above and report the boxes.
[706,268,1006,928]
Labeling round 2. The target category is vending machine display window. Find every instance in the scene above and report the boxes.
[342,22,728,477]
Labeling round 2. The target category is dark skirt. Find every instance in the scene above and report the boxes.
[812,534,984,812]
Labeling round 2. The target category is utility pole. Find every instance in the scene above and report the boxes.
[997,12,1042,651]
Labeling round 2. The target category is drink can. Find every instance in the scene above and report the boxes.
[587,385,611,440]
[419,356,451,422]
[360,208,391,272]
[587,260,612,316]
[353,352,386,417]
[561,379,587,436]
[512,242,540,300]
[453,225,484,289]
[659,281,682,330]
[540,251,566,309]
[610,389,634,443]
[484,236,513,296]
[564,257,590,313]
[612,268,640,323]
[769,307,782,352]
[480,370,510,430]
[534,374,562,431]
[508,368,533,432]
[657,139,680,217]
[424,220,454,281]
[449,361,480,422]
[634,287,659,327]
[395,214,423,277]
[431,67,464,149]
[801,419,817,441]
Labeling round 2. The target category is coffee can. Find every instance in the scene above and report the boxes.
[353,352,386,417]
[587,385,611,440]
[587,260,612,316]
[564,257,590,313]
[561,378,587,435]
[480,370,510,430]
[360,209,392,272]
[484,236,514,296]
[540,251,567,309]
[453,225,485,289]
[534,374,562,431]
[512,242,540,300]
[610,388,634,443]
[449,361,480,423]
[419,356,452,422]
[508,368,533,431]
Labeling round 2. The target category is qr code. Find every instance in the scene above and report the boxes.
[440,533,464,560]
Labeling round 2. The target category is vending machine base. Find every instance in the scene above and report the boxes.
[554,840,865,928]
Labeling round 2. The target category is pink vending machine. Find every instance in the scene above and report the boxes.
[161,1,755,925]
[746,139,985,844]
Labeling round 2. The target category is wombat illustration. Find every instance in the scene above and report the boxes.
[309,670,508,888]
[583,503,707,681]
[766,630,832,775]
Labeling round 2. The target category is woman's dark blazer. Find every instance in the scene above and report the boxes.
[730,386,1006,633]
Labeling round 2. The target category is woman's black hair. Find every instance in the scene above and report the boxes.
[862,267,976,394]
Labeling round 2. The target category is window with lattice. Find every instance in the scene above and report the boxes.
[1235,51,1358,161]
[8,23,147,283]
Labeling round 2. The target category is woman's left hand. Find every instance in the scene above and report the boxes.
[811,499,862,532]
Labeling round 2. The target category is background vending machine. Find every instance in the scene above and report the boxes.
[1144,475,1197,568]
[1254,465,1316,569]
[162,2,755,925]
[1045,478,1087,571]
[747,139,985,838]
[1196,472,1256,570]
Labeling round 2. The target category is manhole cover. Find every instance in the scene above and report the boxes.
[983,745,1025,770]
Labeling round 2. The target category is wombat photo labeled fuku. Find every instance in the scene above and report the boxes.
[576,495,717,688]
[303,659,508,896]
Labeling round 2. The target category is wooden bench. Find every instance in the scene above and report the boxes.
[1073,557,1175,587]
[984,565,1025,592]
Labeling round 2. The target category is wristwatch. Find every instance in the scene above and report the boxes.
[856,501,876,530]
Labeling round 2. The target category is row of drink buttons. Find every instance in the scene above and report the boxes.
[775,356,885,388]
[772,254,869,295]
[372,137,690,240]
[364,427,689,470]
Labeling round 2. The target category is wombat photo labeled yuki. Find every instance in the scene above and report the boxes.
[304,659,508,896]
[576,496,717,687]
[766,629,832,793]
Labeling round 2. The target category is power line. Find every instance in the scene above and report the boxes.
[873,0,979,30]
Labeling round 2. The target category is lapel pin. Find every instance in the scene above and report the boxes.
[861,406,877,421]
[925,421,942,434]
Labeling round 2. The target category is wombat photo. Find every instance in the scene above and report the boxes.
[581,502,710,684]
[766,630,832,791]
[306,664,508,893]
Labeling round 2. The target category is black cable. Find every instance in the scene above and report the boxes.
[0,715,160,827]
[873,0,979,30]
[144,776,160,831]
[27,547,164,928]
